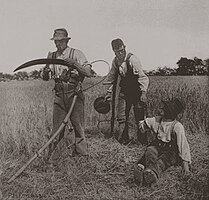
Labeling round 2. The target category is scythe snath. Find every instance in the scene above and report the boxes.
[8,94,78,183]
[8,58,111,183]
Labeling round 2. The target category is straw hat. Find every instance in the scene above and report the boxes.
[50,28,71,40]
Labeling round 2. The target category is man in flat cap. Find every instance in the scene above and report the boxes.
[42,28,93,162]
[106,38,149,145]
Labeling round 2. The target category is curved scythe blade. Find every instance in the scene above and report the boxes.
[13,58,74,72]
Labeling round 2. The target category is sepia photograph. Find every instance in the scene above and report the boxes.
[0,0,208,199]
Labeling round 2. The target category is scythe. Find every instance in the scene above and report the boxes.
[13,58,75,72]
[8,58,110,183]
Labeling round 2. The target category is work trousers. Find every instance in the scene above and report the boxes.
[118,94,145,143]
[49,82,88,161]
[116,93,126,123]
[138,145,181,178]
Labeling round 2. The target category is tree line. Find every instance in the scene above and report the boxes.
[146,57,208,76]
[0,70,41,82]
[0,56,208,82]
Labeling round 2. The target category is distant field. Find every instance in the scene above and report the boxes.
[0,76,208,200]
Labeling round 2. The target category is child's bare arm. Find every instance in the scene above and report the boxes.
[181,161,190,176]
[138,120,148,133]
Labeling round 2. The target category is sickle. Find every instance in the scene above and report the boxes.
[13,58,74,72]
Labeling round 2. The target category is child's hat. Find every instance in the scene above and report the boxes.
[162,98,184,118]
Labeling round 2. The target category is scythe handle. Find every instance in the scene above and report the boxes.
[8,95,78,183]
[110,74,119,137]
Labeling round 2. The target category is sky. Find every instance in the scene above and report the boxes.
[0,0,209,74]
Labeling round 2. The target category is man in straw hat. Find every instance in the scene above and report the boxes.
[42,28,94,162]
[134,98,191,186]
[105,38,149,145]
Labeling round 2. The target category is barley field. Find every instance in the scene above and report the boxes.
[0,76,208,200]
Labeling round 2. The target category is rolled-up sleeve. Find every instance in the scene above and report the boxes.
[106,59,118,84]
[139,117,156,133]
[175,123,191,164]
[105,60,119,92]
[73,49,94,77]
[130,55,149,92]
[74,49,88,66]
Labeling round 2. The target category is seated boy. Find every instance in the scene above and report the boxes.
[134,98,191,186]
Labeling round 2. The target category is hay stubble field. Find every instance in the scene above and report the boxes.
[0,76,208,200]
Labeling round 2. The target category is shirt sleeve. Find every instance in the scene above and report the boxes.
[74,49,88,66]
[139,117,156,133]
[46,51,53,59]
[73,49,94,77]
[129,55,149,92]
[106,59,118,84]
[174,123,191,164]
[144,117,157,130]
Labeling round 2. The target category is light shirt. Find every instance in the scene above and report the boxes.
[107,52,149,92]
[119,61,127,77]
[47,46,88,78]
[142,116,191,164]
